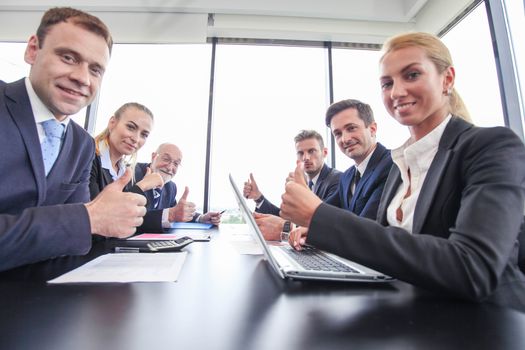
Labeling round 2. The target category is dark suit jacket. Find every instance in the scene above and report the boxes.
[0,79,94,271]
[133,163,201,232]
[257,163,342,216]
[325,142,392,220]
[89,156,169,232]
[308,117,525,311]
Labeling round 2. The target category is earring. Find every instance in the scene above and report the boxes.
[443,88,452,96]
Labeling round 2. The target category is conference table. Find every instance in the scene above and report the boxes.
[1,224,524,350]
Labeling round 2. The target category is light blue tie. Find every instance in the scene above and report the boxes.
[41,119,65,176]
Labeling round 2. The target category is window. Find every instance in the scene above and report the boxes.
[94,44,211,211]
[210,44,329,212]
[332,48,410,168]
[442,4,505,127]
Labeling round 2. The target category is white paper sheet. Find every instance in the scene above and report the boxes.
[48,252,187,283]
[227,231,263,255]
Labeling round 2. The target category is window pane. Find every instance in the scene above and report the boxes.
[94,44,211,210]
[332,48,410,168]
[442,4,505,127]
[211,44,329,213]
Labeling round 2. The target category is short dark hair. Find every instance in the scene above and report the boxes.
[325,99,374,127]
[294,130,325,149]
[36,7,113,54]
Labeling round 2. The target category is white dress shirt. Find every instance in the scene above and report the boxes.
[386,115,451,233]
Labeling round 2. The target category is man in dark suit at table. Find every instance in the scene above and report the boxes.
[244,129,342,216]
[254,100,392,241]
[0,7,147,272]
[134,142,222,232]
[323,99,392,219]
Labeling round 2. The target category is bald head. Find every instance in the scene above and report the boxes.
[150,143,182,183]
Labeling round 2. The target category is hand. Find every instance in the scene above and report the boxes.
[288,226,309,251]
[85,168,147,238]
[136,167,164,192]
[285,171,295,183]
[168,186,196,222]
[254,212,286,241]
[280,160,322,227]
[243,173,262,200]
[199,211,222,225]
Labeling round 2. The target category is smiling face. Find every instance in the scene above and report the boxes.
[379,46,454,140]
[107,107,153,158]
[150,144,183,183]
[330,107,376,165]
[24,21,110,121]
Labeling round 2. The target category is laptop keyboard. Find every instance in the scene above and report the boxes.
[281,245,359,273]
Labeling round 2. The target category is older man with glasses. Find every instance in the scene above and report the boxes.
[135,143,222,232]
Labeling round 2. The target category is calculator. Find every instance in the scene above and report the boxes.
[113,236,194,253]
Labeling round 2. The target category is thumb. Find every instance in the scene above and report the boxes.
[145,167,152,175]
[250,172,256,184]
[294,160,307,187]
[253,212,267,219]
[107,167,132,191]
[180,186,190,201]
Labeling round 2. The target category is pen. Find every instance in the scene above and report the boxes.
[219,210,226,214]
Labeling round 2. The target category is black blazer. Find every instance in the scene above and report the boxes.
[132,162,201,232]
[325,142,392,220]
[308,117,525,311]
[0,79,94,271]
[89,155,172,233]
[256,163,342,216]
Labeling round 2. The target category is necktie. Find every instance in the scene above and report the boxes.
[153,188,162,209]
[41,119,65,176]
[354,170,361,187]
[308,180,314,191]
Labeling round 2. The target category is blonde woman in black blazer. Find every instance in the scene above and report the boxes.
[282,32,525,312]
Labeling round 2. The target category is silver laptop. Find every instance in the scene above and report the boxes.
[229,174,393,283]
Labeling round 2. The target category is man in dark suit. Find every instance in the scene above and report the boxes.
[323,99,392,220]
[244,129,342,216]
[254,100,392,241]
[0,7,147,272]
[134,143,222,232]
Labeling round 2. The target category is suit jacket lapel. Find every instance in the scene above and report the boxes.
[345,167,356,209]
[5,79,47,204]
[351,143,386,209]
[314,164,329,196]
[377,165,402,225]
[412,117,471,233]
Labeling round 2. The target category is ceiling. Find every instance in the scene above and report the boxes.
[0,0,478,44]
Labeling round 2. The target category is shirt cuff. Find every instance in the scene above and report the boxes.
[161,208,170,228]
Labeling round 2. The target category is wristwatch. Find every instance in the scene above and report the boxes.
[281,220,292,241]
[254,194,265,205]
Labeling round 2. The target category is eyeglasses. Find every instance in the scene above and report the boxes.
[159,154,181,168]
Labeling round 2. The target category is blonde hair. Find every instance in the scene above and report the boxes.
[94,102,154,183]
[380,32,471,122]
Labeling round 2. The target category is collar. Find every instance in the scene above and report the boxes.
[97,140,126,180]
[356,144,376,176]
[25,77,70,127]
[392,114,451,163]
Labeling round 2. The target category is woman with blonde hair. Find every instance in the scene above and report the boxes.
[89,102,162,200]
[282,32,525,311]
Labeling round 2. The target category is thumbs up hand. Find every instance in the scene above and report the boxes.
[280,160,321,227]
[86,168,147,237]
[168,186,197,222]
[136,167,164,192]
